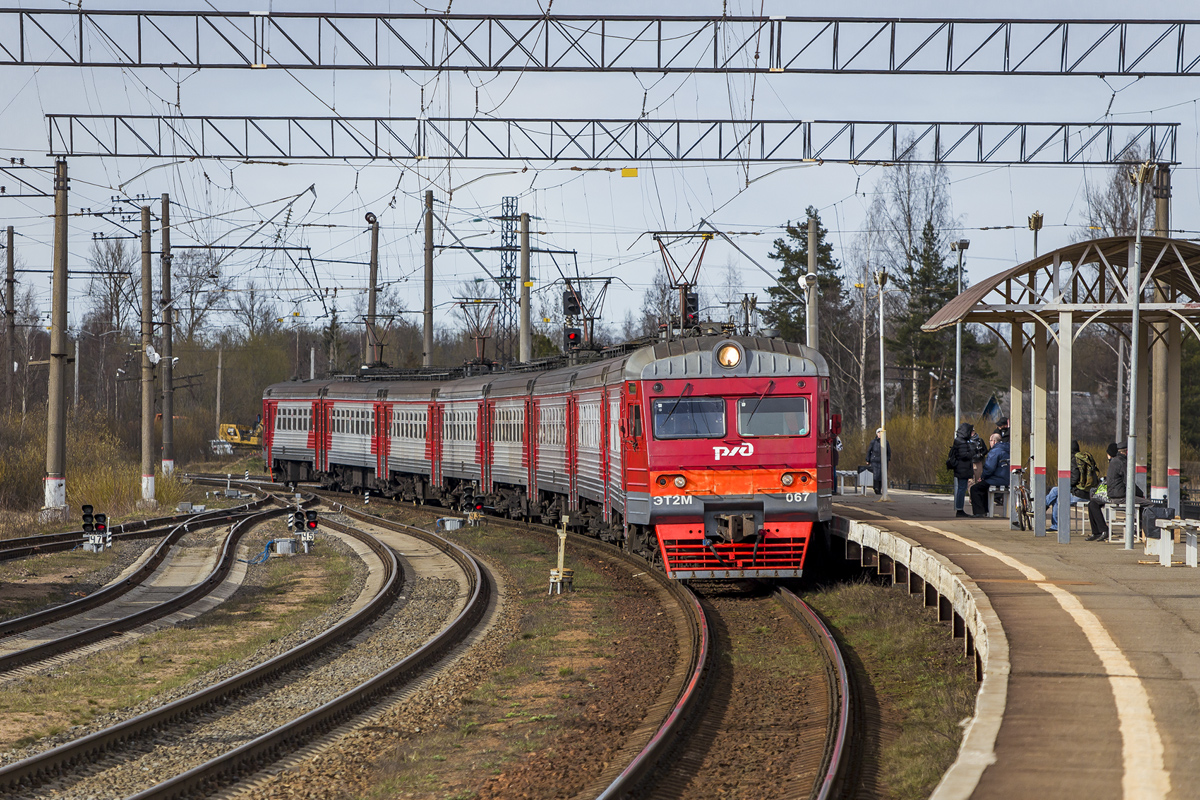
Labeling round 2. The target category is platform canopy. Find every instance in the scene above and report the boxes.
[923,235,1200,339]
[922,234,1196,542]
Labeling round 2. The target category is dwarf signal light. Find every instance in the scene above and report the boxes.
[82,504,94,533]
[291,510,305,531]
[94,513,107,536]
[305,510,318,531]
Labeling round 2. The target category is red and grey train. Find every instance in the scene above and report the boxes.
[262,335,837,579]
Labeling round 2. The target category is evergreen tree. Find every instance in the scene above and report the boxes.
[888,218,995,416]
[762,207,855,412]
[763,206,846,344]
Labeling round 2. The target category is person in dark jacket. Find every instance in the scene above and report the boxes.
[969,433,1010,515]
[994,416,1011,443]
[1045,439,1085,532]
[867,428,891,495]
[1087,442,1143,541]
[947,422,976,518]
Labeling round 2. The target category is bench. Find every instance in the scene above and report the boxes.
[1101,498,1154,542]
[1153,518,1200,567]
[986,485,1008,517]
[836,470,863,495]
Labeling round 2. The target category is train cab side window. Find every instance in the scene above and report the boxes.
[737,396,809,437]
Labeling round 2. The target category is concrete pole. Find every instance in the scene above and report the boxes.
[73,337,79,411]
[140,206,156,506]
[160,193,174,478]
[1032,322,1048,537]
[806,216,818,349]
[5,226,13,413]
[1115,337,1125,443]
[1009,324,1024,529]
[1125,164,1150,549]
[953,244,964,431]
[519,212,531,362]
[42,160,69,519]
[876,270,888,502]
[215,345,223,433]
[1056,310,1073,544]
[422,190,434,368]
[310,344,315,380]
[1151,164,1170,501]
[365,212,380,366]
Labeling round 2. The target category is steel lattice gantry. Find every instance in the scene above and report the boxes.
[923,236,1200,539]
[45,115,1178,165]
[496,196,518,364]
[5,11,1200,76]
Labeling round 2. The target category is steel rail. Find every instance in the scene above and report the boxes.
[0,496,402,797]
[121,499,490,800]
[0,503,270,642]
[775,586,852,800]
[0,499,295,674]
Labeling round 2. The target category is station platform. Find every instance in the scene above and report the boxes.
[832,489,1199,800]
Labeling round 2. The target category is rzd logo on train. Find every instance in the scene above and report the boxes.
[712,442,754,461]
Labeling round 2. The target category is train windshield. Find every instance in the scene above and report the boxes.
[737,396,809,437]
[652,397,726,439]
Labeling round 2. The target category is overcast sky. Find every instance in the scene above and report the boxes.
[3,0,1199,343]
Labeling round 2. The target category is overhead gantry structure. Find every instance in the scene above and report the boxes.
[924,234,1200,541]
[4,11,1200,76]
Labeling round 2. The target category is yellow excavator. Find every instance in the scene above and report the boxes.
[213,420,263,454]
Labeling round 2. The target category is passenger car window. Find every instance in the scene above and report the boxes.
[737,396,809,437]
[651,397,725,439]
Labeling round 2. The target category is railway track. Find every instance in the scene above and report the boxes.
[303,484,852,800]
[0,497,294,675]
[0,495,269,562]
[0,486,492,800]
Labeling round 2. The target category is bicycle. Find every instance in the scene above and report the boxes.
[1010,456,1035,531]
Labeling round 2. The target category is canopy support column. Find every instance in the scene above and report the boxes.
[1057,311,1073,543]
[1009,323,1025,529]
[1032,319,1048,537]
[1168,320,1181,512]
[1136,320,1150,494]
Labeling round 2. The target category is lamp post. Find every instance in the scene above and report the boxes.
[950,239,970,432]
[875,269,889,501]
[1125,164,1152,550]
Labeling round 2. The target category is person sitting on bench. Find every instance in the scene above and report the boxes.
[1087,442,1143,541]
[970,433,1009,516]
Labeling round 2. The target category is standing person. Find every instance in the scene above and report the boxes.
[994,416,1011,443]
[946,422,977,518]
[1087,442,1142,541]
[867,429,891,495]
[970,432,1010,516]
[832,435,843,494]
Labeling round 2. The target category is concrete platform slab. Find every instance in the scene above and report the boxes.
[834,489,1197,800]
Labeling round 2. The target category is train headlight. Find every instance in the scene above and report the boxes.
[673,475,687,489]
[716,343,741,368]
[781,473,795,486]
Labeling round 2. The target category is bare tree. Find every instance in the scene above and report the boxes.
[86,238,139,336]
[1081,144,1154,237]
[230,281,279,340]
[172,249,227,343]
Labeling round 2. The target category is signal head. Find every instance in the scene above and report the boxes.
[305,510,318,530]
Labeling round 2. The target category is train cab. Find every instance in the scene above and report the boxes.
[623,337,832,579]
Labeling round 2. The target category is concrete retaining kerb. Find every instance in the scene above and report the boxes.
[829,515,1010,800]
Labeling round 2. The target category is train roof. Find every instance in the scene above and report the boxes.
[263,336,828,402]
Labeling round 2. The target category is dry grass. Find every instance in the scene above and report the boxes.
[804,578,977,800]
[844,414,1113,487]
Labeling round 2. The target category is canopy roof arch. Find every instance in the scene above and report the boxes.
[922,236,1200,344]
